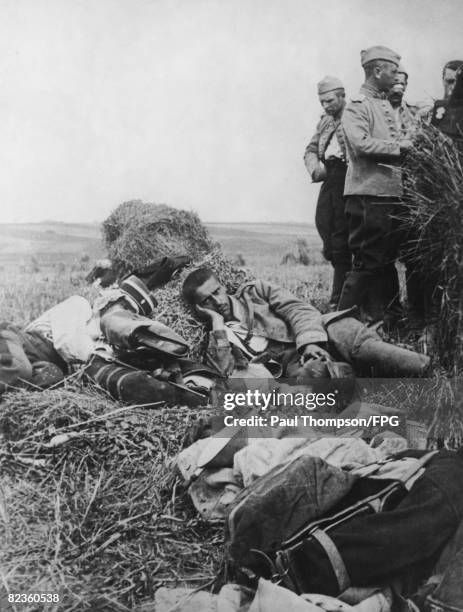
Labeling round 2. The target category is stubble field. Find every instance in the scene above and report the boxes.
[0,220,333,612]
[2,221,458,611]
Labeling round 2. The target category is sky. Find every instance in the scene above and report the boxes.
[0,0,461,224]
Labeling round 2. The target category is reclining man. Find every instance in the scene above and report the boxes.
[0,275,212,405]
[182,268,430,381]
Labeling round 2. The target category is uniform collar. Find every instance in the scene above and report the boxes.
[360,82,387,100]
[229,295,246,323]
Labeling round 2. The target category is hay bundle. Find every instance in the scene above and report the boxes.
[280,252,298,265]
[102,200,215,275]
[0,388,221,610]
[153,248,253,359]
[402,125,463,370]
[297,238,311,266]
[280,238,312,266]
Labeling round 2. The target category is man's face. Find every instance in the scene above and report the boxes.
[443,68,458,100]
[319,91,344,116]
[377,61,398,92]
[388,72,407,107]
[194,276,232,320]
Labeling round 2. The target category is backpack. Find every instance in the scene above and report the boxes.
[226,451,438,595]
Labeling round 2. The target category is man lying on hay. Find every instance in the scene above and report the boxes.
[182,267,430,381]
[0,275,216,405]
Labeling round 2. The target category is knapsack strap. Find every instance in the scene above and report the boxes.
[311,528,350,593]
[352,451,438,489]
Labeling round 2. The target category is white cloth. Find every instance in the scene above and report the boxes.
[25,295,100,364]
[233,437,378,487]
[324,131,344,161]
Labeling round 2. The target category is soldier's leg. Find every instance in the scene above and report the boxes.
[315,181,335,262]
[363,198,400,319]
[85,355,176,405]
[338,196,374,311]
[325,316,430,376]
[339,198,402,321]
[329,182,351,308]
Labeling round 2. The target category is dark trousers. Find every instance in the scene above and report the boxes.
[0,325,65,391]
[315,162,351,305]
[338,196,403,319]
[315,163,350,266]
[345,195,402,270]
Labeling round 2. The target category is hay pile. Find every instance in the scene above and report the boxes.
[102,200,215,275]
[0,388,222,611]
[402,125,463,371]
[100,201,252,358]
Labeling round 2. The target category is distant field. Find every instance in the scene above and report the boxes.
[0,220,331,325]
[0,220,323,268]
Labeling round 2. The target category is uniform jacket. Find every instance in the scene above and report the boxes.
[396,101,419,137]
[304,110,347,179]
[206,279,328,375]
[342,83,403,197]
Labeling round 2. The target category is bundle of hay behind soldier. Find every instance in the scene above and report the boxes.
[304,46,463,327]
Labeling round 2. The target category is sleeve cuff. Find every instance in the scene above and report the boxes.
[296,331,328,350]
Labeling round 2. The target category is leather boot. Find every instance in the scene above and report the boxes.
[363,266,402,324]
[329,264,351,310]
[363,274,387,323]
[337,270,372,311]
[85,355,177,406]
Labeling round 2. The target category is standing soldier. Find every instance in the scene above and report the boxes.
[304,76,351,310]
[388,65,418,136]
[338,46,413,322]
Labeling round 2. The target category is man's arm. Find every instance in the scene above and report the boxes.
[205,329,236,376]
[304,119,327,181]
[252,280,328,350]
[195,305,235,376]
[342,101,402,159]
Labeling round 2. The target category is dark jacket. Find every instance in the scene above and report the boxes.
[304,111,347,179]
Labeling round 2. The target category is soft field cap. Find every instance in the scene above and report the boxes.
[317,75,344,94]
[361,45,401,67]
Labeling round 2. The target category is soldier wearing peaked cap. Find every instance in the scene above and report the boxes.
[304,75,351,310]
[338,46,413,323]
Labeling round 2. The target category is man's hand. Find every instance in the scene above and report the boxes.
[311,164,327,183]
[399,139,413,154]
[195,304,225,329]
[300,343,332,363]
